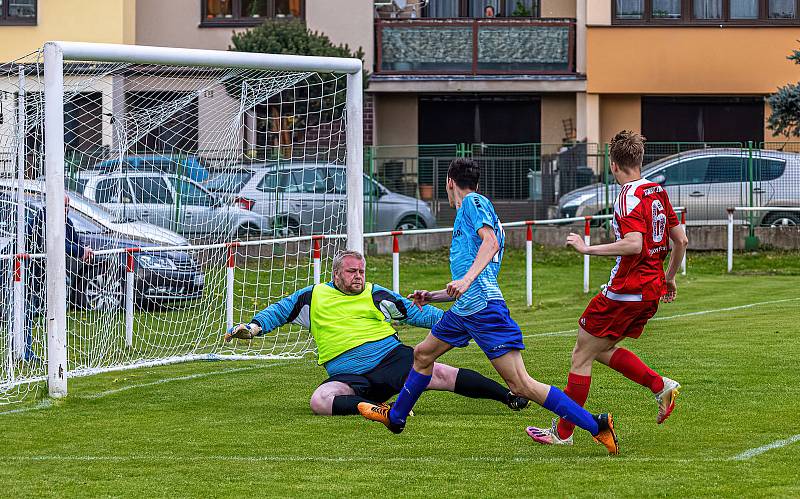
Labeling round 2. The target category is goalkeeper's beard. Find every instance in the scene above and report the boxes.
[335,277,364,295]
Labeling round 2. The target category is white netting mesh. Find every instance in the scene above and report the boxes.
[0,48,355,404]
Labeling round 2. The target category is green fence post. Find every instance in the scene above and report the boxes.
[745,140,759,250]
[603,143,611,237]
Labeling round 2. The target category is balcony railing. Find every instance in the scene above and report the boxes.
[375,18,575,75]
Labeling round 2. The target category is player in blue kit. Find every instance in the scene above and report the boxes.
[358,158,619,454]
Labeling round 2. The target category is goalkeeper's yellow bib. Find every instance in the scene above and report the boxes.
[310,282,396,365]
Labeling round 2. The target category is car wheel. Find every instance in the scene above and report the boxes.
[270,217,301,238]
[80,267,124,311]
[396,216,427,231]
[762,211,800,227]
[235,223,262,240]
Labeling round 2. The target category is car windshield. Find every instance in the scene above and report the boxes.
[69,211,108,234]
[68,191,126,223]
[203,171,253,193]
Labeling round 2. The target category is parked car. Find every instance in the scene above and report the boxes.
[0,179,189,247]
[204,163,437,235]
[0,193,204,311]
[73,171,269,239]
[558,148,800,226]
[94,154,211,182]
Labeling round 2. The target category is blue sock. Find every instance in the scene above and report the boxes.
[389,368,431,425]
[542,385,599,436]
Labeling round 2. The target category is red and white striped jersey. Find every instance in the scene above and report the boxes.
[605,178,679,302]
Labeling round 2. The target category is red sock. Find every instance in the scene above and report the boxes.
[556,373,591,440]
[608,348,664,394]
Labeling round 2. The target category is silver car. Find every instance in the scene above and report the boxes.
[75,171,269,238]
[559,149,800,226]
[204,163,437,235]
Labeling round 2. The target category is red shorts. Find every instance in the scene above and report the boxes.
[578,293,659,341]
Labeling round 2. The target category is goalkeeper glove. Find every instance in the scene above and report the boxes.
[224,323,262,342]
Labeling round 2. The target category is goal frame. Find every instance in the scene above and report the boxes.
[42,41,364,398]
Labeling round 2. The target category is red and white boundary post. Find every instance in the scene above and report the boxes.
[13,254,25,360]
[312,237,322,284]
[526,223,533,307]
[681,211,687,276]
[125,249,136,347]
[583,218,591,293]
[226,243,237,329]
[392,232,400,294]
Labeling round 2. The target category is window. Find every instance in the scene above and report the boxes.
[130,177,174,204]
[425,0,540,17]
[653,0,681,18]
[257,170,293,193]
[769,0,796,17]
[613,0,799,22]
[731,0,758,18]
[291,169,328,194]
[756,158,786,181]
[616,0,644,19]
[704,156,786,182]
[0,0,36,25]
[95,178,133,204]
[706,156,745,182]
[694,0,722,18]
[662,158,710,186]
[201,0,303,26]
[169,178,213,206]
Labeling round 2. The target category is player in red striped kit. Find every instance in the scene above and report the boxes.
[527,130,689,446]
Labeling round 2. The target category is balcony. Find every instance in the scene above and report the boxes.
[375,18,576,75]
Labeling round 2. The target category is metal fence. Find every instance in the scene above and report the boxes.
[365,141,800,229]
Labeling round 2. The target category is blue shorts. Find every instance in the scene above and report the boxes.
[431,300,525,360]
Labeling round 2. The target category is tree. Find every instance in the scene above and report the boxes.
[227,20,368,160]
[767,47,800,140]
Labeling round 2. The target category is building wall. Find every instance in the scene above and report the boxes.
[587,27,800,94]
[136,0,372,69]
[586,0,611,25]
[136,0,233,50]
[540,94,577,145]
[306,0,373,72]
[0,0,132,61]
[540,0,576,18]
[599,94,641,143]
[374,93,417,155]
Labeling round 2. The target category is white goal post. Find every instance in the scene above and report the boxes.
[38,41,364,399]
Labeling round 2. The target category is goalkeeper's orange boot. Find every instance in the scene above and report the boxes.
[358,402,405,434]
[592,413,619,455]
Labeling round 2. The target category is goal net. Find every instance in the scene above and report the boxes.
[0,42,363,404]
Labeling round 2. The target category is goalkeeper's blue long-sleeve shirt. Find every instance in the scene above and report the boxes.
[250,282,442,376]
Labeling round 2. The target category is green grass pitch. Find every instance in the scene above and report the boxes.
[1,247,799,497]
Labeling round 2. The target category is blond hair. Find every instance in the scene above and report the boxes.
[609,130,646,171]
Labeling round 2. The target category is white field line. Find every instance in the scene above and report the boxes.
[522,297,800,340]
[732,434,800,461]
[0,363,284,416]
[0,454,728,465]
[82,362,285,400]
[0,399,53,416]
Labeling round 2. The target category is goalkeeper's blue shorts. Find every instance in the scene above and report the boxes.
[431,300,524,360]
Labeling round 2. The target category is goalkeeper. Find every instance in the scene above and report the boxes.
[226,250,529,416]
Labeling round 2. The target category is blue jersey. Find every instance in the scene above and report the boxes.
[450,192,505,316]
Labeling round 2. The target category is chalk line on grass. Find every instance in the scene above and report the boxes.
[732,434,800,461]
[522,297,800,339]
